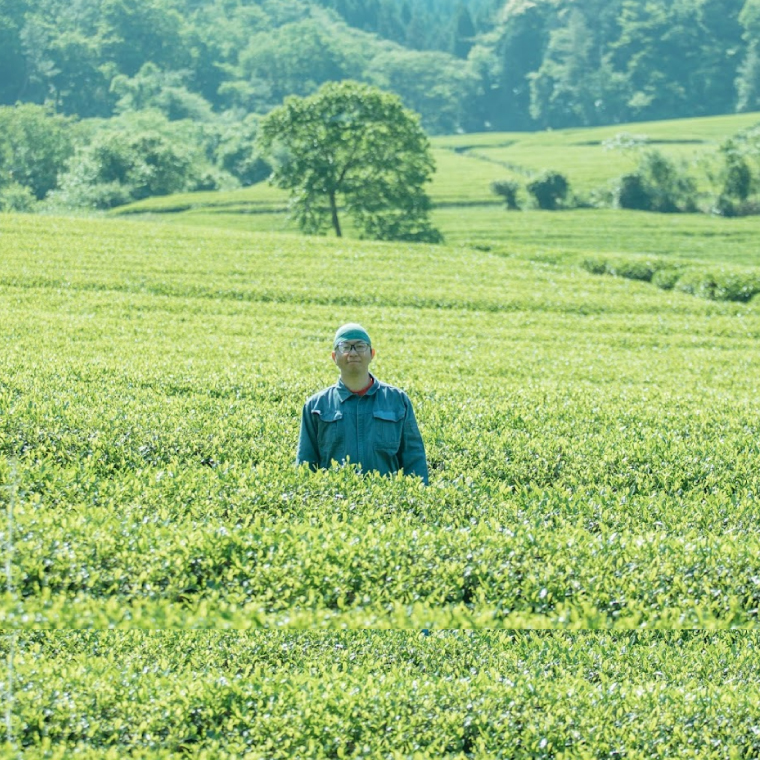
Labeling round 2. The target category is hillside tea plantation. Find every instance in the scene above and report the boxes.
[1,213,760,630]
[3,631,760,759]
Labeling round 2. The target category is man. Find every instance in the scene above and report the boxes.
[297,323,429,484]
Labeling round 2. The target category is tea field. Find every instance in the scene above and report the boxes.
[3,631,760,759]
[1,212,760,631]
[109,111,760,245]
[4,110,760,759]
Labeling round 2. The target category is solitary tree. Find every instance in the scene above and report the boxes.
[257,80,441,242]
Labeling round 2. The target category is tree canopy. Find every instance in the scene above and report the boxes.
[257,81,441,242]
[2,0,760,134]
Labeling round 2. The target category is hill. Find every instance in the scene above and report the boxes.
[2,212,759,633]
[111,111,760,269]
[2,0,759,132]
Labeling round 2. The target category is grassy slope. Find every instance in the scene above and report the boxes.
[4,112,760,758]
[1,213,759,631]
[433,111,760,193]
[109,111,760,269]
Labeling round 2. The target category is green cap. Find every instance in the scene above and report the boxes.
[333,322,371,348]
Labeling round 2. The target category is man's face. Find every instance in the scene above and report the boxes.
[332,340,375,375]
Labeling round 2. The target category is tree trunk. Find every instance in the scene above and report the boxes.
[329,191,342,237]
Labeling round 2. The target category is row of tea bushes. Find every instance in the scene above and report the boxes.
[582,255,760,302]
[4,631,760,758]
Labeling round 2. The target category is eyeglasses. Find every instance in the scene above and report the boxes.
[336,341,370,354]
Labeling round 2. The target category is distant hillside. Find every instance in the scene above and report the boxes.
[110,111,760,215]
[1,0,758,133]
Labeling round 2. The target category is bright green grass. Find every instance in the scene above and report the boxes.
[112,181,288,215]
[432,111,760,150]
[119,206,760,269]
[434,112,760,196]
[8,632,760,759]
[433,207,760,267]
[1,213,760,630]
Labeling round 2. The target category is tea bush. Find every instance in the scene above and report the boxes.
[5,632,760,758]
[1,214,760,631]
[581,254,672,283]
[675,267,760,302]
[526,171,569,210]
[581,254,760,302]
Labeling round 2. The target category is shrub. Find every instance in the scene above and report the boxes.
[723,156,753,201]
[616,150,698,213]
[675,268,760,302]
[52,123,229,209]
[651,268,682,290]
[606,259,658,282]
[711,194,738,217]
[490,179,520,209]
[581,257,608,275]
[0,104,78,200]
[582,255,670,283]
[616,173,651,210]
[0,182,36,212]
[526,171,569,210]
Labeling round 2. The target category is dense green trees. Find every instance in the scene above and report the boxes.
[737,0,760,112]
[475,0,751,130]
[2,0,759,136]
[258,81,441,241]
[2,0,760,217]
[0,104,78,199]
[47,110,236,209]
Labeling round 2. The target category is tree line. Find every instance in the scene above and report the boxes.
[2,0,759,135]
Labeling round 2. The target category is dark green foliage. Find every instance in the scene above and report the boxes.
[214,115,271,187]
[366,48,479,133]
[616,173,652,210]
[526,170,569,210]
[737,0,760,111]
[723,154,753,201]
[1,0,759,133]
[712,194,740,217]
[258,80,441,242]
[0,104,78,200]
[51,113,230,209]
[616,150,698,213]
[490,179,520,209]
[452,4,476,58]
[0,0,28,105]
[704,126,760,215]
[111,63,216,122]
[100,0,190,78]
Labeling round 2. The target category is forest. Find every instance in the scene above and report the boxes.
[2,0,760,214]
[2,0,759,134]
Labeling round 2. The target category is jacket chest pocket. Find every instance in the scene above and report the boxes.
[315,409,343,448]
[373,409,404,451]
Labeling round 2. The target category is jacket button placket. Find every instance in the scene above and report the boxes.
[356,396,366,464]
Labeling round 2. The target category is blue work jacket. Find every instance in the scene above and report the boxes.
[297,375,429,484]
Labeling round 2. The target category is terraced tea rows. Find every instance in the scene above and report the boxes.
[1,214,759,629]
[4,632,760,758]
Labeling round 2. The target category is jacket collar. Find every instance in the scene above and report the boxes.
[336,373,379,401]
